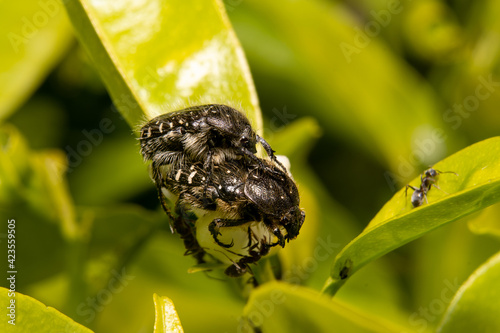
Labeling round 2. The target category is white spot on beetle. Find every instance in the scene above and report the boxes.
[188,171,197,184]
[175,169,182,181]
[159,122,164,133]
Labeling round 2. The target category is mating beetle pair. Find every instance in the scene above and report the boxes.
[140,104,305,276]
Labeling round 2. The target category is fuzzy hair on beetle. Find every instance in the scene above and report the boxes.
[159,158,305,277]
[139,104,287,230]
[139,103,304,277]
[139,104,286,178]
[163,159,304,246]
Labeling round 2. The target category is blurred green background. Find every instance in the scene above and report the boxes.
[1,0,500,332]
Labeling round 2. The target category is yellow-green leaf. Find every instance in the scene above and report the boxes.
[242,282,409,333]
[437,251,500,332]
[0,125,78,240]
[323,137,500,295]
[153,294,184,333]
[63,0,262,130]
[0,288,92,333]
[0,0,73,121]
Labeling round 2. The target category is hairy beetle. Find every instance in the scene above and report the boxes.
[161,159,305,276]
[139,104,285,229]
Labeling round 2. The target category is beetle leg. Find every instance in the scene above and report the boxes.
[208,218,253,248]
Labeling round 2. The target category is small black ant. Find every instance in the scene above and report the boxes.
[405,168,458,207]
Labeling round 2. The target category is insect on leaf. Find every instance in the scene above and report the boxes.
[323,137,500,296]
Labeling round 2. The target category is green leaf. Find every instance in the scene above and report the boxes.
[153,294,184,333]
[401,1,463,62]
[0,125,78,240]
[437,251,500,332]
[63,0,262,130]
[0,124,30,201]
[242,282,409,333]
[0,0,73,121]
[80,204,163,291]
[468,202,500,238]
[94,232,245,332]
[323,137,500,295]
[69,136,152,205]
[0,288,92,333]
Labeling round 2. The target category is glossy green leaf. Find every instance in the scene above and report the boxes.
[63,0,262,130]
[323,137,500,295]
[437,251,500,332]
[0,0,73,121]
[242,282,409,333]
[0,288,92,333]
[153,294,184,333]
